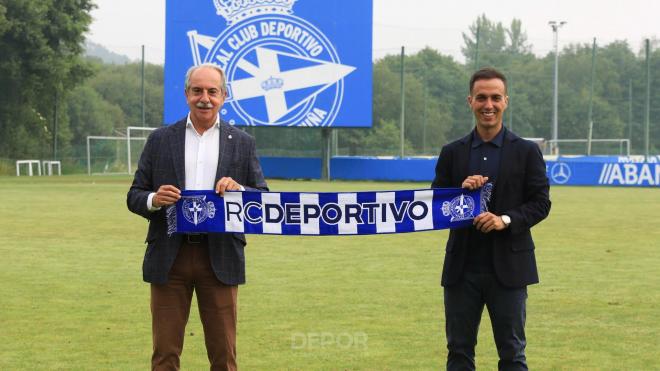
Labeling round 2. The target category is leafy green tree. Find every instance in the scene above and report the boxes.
[345,50,461,157]
[406,47,470,145]
[642,47,660,153]
[0,4,8,34]
[462,14,508,69]
[506,19,532,55]
[0,0,94,159]
[361,119,411,155]
[339,60,398,155]
[66,84,125,149]
[3,8,659,167]
[558,43,625,142]
[86,62,164,128]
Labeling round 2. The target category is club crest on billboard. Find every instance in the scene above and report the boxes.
[165,0,373,127]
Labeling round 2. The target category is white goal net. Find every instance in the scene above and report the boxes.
[86,127,156,175]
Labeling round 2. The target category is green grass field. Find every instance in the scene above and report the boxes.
[0,175,658,370]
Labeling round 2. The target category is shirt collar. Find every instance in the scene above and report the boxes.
[472,126,505,148]
[186,113,220,130]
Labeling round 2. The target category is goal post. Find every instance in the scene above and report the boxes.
[16,160,42,176]
[127,126,157,175]
[87,135,149,175]
[86,127,156,176]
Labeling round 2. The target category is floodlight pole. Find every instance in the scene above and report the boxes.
[645,39,650,161]
[628,80,633,149]
[399,46,405,158]
[141,45,146,126]
[587,38,596,155]
[53,89,58,160]
[321,128,331,180]
[549,21,566,155]
[422,85,427,154]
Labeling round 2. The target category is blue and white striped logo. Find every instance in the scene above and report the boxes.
[168,187,491,236]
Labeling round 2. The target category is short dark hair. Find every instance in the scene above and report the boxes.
[469,67,507,94]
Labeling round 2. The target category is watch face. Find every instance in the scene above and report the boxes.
[502,215,511,225]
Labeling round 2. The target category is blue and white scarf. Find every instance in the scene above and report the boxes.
[167,185,492,236]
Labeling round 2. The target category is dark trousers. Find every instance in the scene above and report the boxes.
[444,271,528,371]
[150,242,238,371]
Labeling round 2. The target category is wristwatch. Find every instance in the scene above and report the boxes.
[501,215,511,228]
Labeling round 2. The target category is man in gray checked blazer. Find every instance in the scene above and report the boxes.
[127,63,268,371]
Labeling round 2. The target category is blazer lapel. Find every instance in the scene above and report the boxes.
[170,120,187,189]
[215,121,235,182]
[493,129,516,211]
[456,132,472,182]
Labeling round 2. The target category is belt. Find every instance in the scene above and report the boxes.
[185,233,208,244]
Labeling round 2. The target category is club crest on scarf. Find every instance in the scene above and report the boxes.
[441,194,476,222]
[182,195,217,226]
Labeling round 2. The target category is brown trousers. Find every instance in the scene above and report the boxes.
[150,242,238,371]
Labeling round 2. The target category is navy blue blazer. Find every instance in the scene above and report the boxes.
[127,119,269,285]
[432,128,550,288]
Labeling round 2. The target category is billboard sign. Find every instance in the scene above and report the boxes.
[165,0,373,127]
[546,161,660,187]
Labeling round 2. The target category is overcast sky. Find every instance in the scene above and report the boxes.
[87,0,660,65]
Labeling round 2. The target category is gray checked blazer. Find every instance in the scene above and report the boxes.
[127,118,269,285]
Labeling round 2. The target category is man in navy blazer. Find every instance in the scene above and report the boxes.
[127,63,268,370]
[432,68,550,370]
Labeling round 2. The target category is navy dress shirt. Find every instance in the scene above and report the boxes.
[466,126,505,272]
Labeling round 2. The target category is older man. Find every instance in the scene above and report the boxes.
[127,63,268,370]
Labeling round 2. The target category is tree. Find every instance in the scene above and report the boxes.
[462,14,507,69]
[462,15,533,72]
[405,48,470,144]
[506,19,532,55]
[66,84,125,150]
[87,62,164,128]
[0,0,95,159]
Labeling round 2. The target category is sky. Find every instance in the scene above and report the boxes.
[87,0,660,65]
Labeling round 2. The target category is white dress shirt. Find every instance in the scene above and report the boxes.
[147,113,221,210]
[184,113,220,190]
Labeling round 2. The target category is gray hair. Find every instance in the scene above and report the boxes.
[184,63,227,93]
